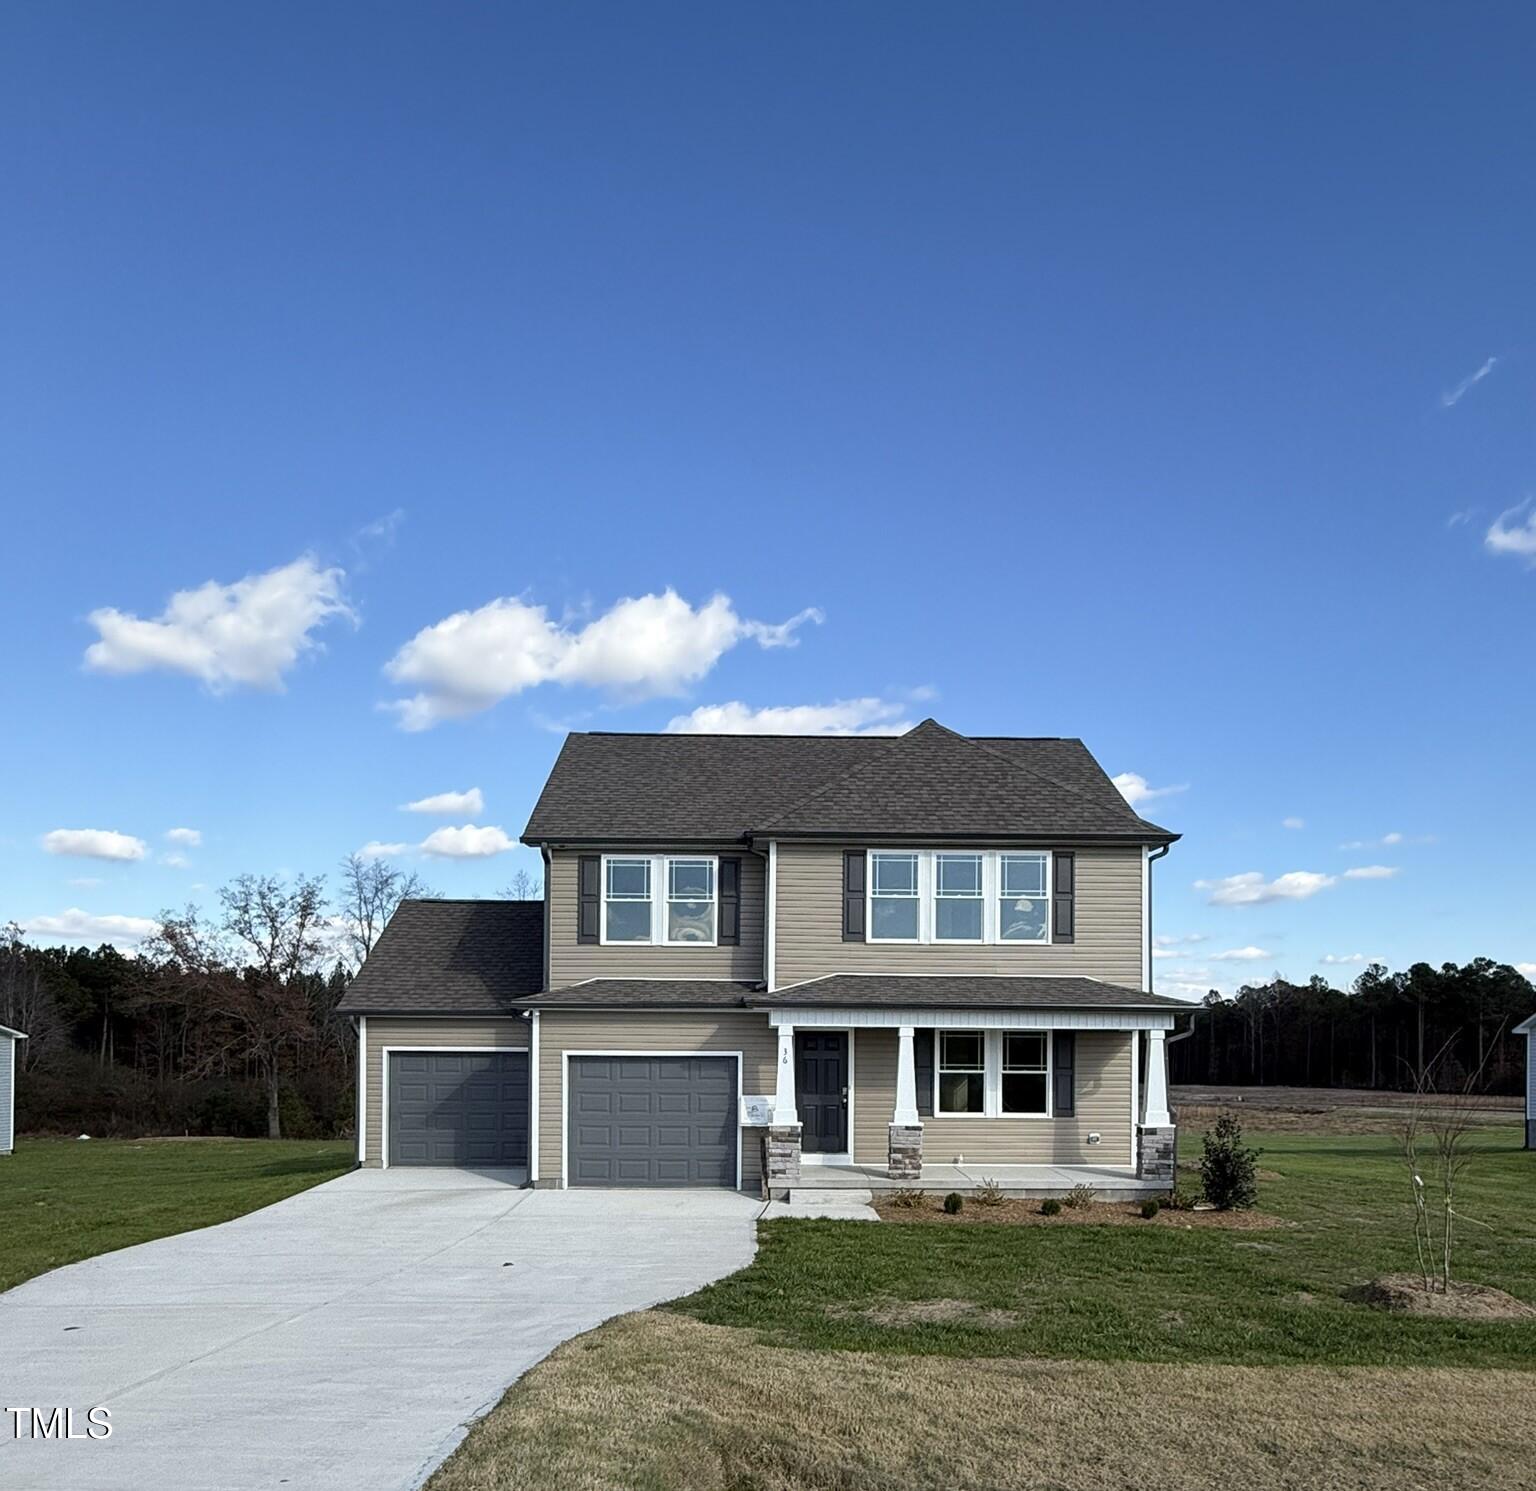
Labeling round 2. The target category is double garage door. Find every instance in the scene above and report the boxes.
[568,1055,738,1188]
[388,1051,529,1167]
[386,1048,738,1187]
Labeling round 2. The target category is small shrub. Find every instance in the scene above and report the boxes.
[1140,1198,1161,1219]
[943,1191,964,1214]
[1063,1183,1097,1210]
[1040,1198,1062,1216]
[1164,1185,1196,1211]
[1200,1112,1261,1210]
[888,1187,925,1209]
[973,1177,1005,1207]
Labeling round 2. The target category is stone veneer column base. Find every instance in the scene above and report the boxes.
[887,1123,923,1181]
[762,1124,803,1196]
[1136,1124,1177,1185]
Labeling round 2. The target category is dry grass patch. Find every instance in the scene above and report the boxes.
[835,1297,1023,1329]
[426,1311,1536,1491]
[872,1196,1289,1230]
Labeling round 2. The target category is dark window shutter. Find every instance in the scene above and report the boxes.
[842,851,866,942]
[1052,851,1076,943]
[577,855,601,944]
[915,1028,934,1117]
[1053,1031,1076,1117]
[718,857,741,945]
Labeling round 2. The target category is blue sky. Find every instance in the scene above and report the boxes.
[2,3,1533,994]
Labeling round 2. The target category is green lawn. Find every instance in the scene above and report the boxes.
[673,1126,1536,1368]
[0,1137,354,1292]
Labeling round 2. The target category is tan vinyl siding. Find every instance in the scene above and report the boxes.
[547,847,765,988]
[537,1010,776,1188]
[774,843,1144,988]
[851,1028,1133,1167]
[361,1016,529,1167]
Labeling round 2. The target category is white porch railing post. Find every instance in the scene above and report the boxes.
[893,1024,921,1126]
[773,1024,798,1126]
[1142,1028,1171,1127]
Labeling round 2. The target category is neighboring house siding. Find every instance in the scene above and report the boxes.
[546,847,765,988]
[850,1028,1133,1167]
[536,1009,776,1188]
[774,843,1144,988]
[362,1016,529,1167]
[0,1035,14,1154]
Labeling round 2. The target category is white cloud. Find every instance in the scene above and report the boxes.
[665,698,912,736]
[1441,356,1498,409]
[24,908,159,946]
[162,853,190,869]
[41,828,147,862]
[1320,953,1383,966]
[85,555,352,692]
[1160,980,1215,1000]
[164,827,202,847]
[383,589,822,730]
[68,876,102,888]
[1152,948,1186,960]
[1211,946,1273,962]
[419,824,516,858]
[1282,817,1305,830]
[356,841,411,861]
[1485,501,1536,564]
[1155,933,1207,948]
[1196,870,1336,906]
[1339,831,1431,850]
[1518,963,1536,980]
[401,788,485,816]
[1111,773,1187,808]
[1344,865,1398,880]
[1447,508,1476,529]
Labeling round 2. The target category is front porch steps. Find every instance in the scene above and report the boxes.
[784,1186,875,1206]
[770,1163,1163,1205]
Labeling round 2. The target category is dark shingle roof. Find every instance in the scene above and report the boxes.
[336,900,543,1015]
[767,975,1192,1010]
[525,979,764,1009]
[522,720,1174,844]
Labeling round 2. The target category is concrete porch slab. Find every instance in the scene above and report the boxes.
[774,1162,1161,1202]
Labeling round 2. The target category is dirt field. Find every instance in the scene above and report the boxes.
[1172,1084,1522,1134]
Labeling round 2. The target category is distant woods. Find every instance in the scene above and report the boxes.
[0,856,543,1141]
[1171,959,1535,1095]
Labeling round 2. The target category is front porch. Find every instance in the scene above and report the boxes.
[768,1160,1159,1203]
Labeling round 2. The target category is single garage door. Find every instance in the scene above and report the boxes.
[388,1050,529,1167]
[568,1054,738,1188]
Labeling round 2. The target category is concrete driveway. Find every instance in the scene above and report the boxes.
[0,1169,761,1491]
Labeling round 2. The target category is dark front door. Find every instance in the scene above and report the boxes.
[796,1032,848,1153]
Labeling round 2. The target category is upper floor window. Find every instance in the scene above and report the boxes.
[998,853,1049,943]
[869,852,920,940]
[666,858,716,944]
[867,849,1052,945]
[603,857,653,942]
[601,854,718,946]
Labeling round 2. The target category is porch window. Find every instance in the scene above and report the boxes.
[1000,1033,1049,1115]
[934,853,984,941]
[870,852,921,940]
[937,1031,985,1114]
[603,857,653,942]
[998,852,1049,942]
[665,858,716,944]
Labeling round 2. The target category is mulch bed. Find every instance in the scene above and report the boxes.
[1350,1273,1536,1321]
[873,1198,1288,1229]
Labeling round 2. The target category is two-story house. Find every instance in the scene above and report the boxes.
[337,720,1188,1195]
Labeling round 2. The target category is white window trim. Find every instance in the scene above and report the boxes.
[599,853,720,948]
[932,1027,1053,1120]
[867,849,1053,946]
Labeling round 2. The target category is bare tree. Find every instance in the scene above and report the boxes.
[1398,1025,1505,1294]
[152,875,329,1139]
[0,922,65,1071]
[502,868,542,900]
[338,855,429,967]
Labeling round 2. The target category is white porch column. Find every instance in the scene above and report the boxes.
[1142,1027,1171,1127]
[893,1025,921,1126]
[773,1023,799,1125]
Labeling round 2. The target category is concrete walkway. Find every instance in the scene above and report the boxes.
[0,1169,761,1491]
